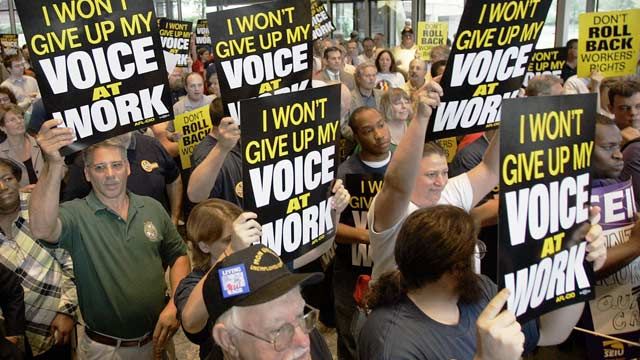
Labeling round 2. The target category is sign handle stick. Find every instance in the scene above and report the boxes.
[573,327,640,347]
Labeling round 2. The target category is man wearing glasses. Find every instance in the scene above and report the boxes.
[204,244,332,360]
[29,120,190,359]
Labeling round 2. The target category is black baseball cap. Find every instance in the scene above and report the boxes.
[401,27,414,36]
[203,245,323,322]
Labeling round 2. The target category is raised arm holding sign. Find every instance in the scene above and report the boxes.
[368,79,500,281]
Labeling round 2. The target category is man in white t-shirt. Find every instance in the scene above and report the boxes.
[367,80,500,280]
[392,27,417,75]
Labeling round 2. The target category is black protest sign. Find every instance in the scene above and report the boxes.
[0,34,19,56]
[311,0,335,40]
[195,19,212,53]
[158,18,192,71]
[585,180,640,360]
[16,0,172,155]
[339,173,383,269]
[241,85,341,267]
[498,93,596,322]
[208,0,313,122]
[523,47,567,87]
[427,0,552,140]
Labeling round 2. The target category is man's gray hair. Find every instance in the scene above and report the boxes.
[356,62,377,78]
[83,137,128,166]
[525,74,563,97]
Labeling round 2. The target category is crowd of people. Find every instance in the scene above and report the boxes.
[0,13,639,360]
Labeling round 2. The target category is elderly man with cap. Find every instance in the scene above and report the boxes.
[204,245,332,360]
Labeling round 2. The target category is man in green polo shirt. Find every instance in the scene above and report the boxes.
[30,119,190,359]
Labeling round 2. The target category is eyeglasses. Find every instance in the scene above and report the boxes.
[87,161,126,173]
[233,304,319,352]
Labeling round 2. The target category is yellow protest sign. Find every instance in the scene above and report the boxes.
[578,9,640,78]
[175,105,212,169]
[417,22,448,61]
[435,136,457,163]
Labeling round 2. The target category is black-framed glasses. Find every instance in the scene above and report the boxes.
[233,304,319,352]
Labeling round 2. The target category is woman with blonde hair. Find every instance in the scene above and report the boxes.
[174,199,255,359]
[380,88,412,145]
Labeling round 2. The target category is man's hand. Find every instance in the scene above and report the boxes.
[331,179,350,214]
[19,184,36,193]
[586,206,607,271]
[621,126,640,146]
[230,212,261,252]
[589,70,604,91]
[36,119,74,164]
[4,336,19,345]
[50,313,74,345]
[213,117,240,152]
[153,302,180,359]
[475,288,525,360]
[167,131,181,142]
[415,80,443,122]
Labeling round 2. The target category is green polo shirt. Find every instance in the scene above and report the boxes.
[59,191,187,338]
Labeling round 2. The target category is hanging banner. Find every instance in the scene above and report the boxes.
[0,34,19,56]
[416,21,448,61]
[158,18,192,73]
[578,9,640,78]
[584,181,640,360]
[498,93,596,322]
[208,0,313,123]
[426,0,553,140]
[175,105,212,170]
[311,0,335,40]
[195,19,212,54]
[523,47,566,87]
[15,0,173,155]
[241,85,340,268]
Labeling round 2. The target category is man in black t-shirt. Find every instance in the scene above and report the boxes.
[334,106,392,360]
[561,39,578,82]
[187,99,243,208]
